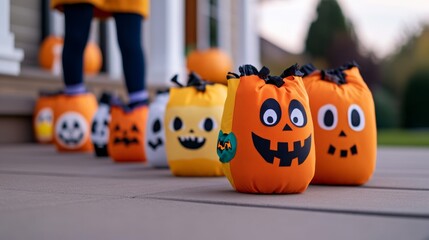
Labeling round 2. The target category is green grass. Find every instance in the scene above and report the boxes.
[378,129,429,147]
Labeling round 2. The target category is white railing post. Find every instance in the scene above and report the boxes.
[196,0,209,50]
[147,0,185,88]
[234,0,260,69]
[217,0,231,53]
[105,19,123,80]
[0,0,24,75]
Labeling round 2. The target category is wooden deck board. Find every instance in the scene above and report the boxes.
[0,144,428,239]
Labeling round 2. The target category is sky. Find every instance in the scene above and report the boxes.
[258,0,429,58]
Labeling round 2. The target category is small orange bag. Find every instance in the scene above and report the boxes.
[108,102,148,163]
[33,90,61,144]
[302,62,377,185]
[53,92,98,152]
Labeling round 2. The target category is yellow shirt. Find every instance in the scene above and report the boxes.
[51,0,149,18]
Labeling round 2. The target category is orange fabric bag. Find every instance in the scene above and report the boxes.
[302,62,377,185]
[33,90,60,144]
[108,103,148,163]
[53,93,97,152]
[218,65,315,193]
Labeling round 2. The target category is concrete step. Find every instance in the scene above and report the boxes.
[0,67,126,143]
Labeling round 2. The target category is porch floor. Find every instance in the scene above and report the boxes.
[0,144,428,239]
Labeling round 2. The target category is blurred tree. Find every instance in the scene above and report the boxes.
[305,0,351,59]
[382,26,429,97]
[402,69,429,128]
[373,88,400,129]
[304,0,380,89]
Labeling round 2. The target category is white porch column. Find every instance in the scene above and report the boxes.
[234,0,260,69]
[0,0,24,75]
[147,0,185,88]
[50,10,64,36]
[217,0,231,53]
[196,0,209,50]
[105,19,123,80]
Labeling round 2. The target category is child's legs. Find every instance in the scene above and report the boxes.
[114,13,147,104]
[63,3,93,93]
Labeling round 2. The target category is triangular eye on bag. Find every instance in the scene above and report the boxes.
[301,62,377,185]
[218,64,315,194]
[165,72,227,177]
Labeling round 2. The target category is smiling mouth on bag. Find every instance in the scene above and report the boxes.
[178,135,206,149]
[252,132,312,167]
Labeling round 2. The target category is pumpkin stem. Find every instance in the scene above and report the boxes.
[226,72,239,80]
[266,76,284,88]
[280,63,304,78]
[39,89,63,97]
[187,72,210,92]
[99,92,113,105]
[110,95,125,108]
[156,88,170,95]
[300,63,317,77]
[171,74,184,87]
[339,60,359,71]
[239,64,259,77]
[321,69,346,84]
[258,66,270,80]
[187,72,202,85]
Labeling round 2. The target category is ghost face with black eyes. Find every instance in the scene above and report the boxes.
[145,92,169,168]
[91,104,110,157]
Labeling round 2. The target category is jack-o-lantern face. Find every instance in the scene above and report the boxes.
[91,93,112,157]
[165,73,227,176]
[145,92,169,168]
[55,112,88,148]
[302,62,377,185]
[252,98,311,167]
[317,103,363,158]
[218,65,315,194]
[108,105,147,163]
[112,122,140,146]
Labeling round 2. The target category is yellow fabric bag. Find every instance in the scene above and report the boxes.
[165,73,227,177]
